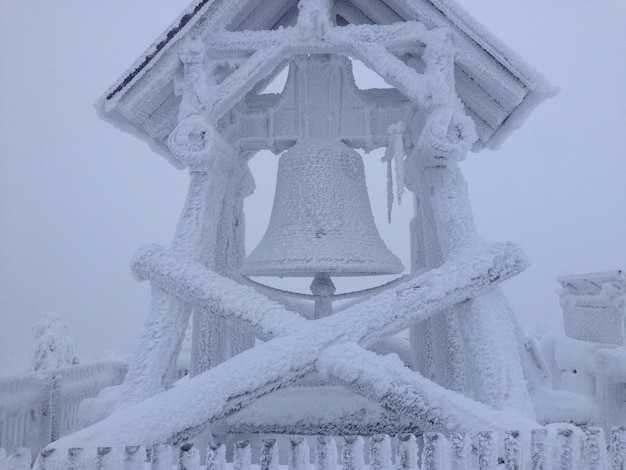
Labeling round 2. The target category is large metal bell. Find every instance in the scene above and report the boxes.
[241,140,404,277]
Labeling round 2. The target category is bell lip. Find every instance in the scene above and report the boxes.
[239,265,405,278]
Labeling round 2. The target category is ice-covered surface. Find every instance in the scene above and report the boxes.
[96,0,554,164]
[29,312,79,372]
[47,240,529,450]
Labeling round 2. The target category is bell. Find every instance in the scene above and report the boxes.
[241,140,404,278]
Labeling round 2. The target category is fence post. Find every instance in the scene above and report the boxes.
[179,442,200,470]
[289,436,310,470]
[67,447,87,469]
[613,427,626,470]
[396,434,418,470]
[504,430,522,470]
[316,436,337,470]
[234,440,251,470]
[261,439,279,470]
[555,427,581,470]
[97,446,119,470]
[206,442,226,470]
[37,448,56,470]
[342,436,364,470]
[370,434,391,470]
[531,429,548,470]
[4,447,31,470]
[151,443,173,470]
[124,445,146,470]
[449,433,471,470]
[422,433,450,470]
[583,427,607,470]
[478,431,497,470]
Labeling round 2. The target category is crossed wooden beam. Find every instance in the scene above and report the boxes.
[50,241,536,450]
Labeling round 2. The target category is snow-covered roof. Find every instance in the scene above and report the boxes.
[558,270,625,295]
[97,0,554,165]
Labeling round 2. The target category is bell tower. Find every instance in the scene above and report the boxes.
[69,0,557,448]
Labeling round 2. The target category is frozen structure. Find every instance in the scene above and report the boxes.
[54,0,563,452]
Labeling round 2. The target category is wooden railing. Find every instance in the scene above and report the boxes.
[0,359,128,457]
[2,426,625,469]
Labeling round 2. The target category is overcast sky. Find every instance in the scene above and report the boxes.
[1,0,625,374]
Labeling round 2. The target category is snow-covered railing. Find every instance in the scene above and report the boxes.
[3,426,626,469]
[0,359,127,457]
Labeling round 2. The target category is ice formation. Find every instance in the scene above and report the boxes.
[57,0,562,457]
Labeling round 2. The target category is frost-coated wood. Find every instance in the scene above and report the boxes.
[316,436,337,470]
[206,442,226,470]
[288,436,310,470]
[396,433,419,470]
[260,439,279,470]
[449,432,471,470]
[150,443,172,470]
[422,433,449,470]
[583,427,607,470]
[531,429,548,470]
[178,442,200,470]
[370,434,392,470]
[478,431,497,470]
[123,445,146,470]
[234,440,251,470]
[613,427,626,470]
[504,430,522,470]
[342,436,364,470]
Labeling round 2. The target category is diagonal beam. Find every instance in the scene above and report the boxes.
[132,241,528,345]
[318,342,537,434]
[50,241,528,451]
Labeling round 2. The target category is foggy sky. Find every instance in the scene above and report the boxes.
[1,0,625,374]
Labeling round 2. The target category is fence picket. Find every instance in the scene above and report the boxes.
[289,436,310,470]
[315,436,337,470]
[178,442,200,470]
[555,428,581,470]
[68,447,87,469]
[504,430,522,470]
[449,432,471,470]
[261,439,279,470]
[370,434,391,470]
[4,447,31,470]
[234,440,251,470]
[151,443,172,470]
[583,427,607,470]
[37,447,56,470]
[531,429,548,470]
[96,446,118,470]
[124,445,146,470]
[613,427,626,470]
[396,433,419,470]
[422,433,449,470]
[206,442,226,470]
[342,436,364,470]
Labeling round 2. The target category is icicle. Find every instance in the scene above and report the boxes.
[383,122,406,223]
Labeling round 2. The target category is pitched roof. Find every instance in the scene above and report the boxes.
[97,0,555,166]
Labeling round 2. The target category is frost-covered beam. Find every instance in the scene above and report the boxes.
[317,342,537,435]
[52,242,527,450]
[132,241,528,346]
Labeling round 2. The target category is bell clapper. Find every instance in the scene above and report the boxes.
[310,273,336,319]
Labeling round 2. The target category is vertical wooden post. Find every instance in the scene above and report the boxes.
[554,427,579,470]
[504,430,522,470]
[612,427,626,470]
[124,445,146,470]
[583,426,607,470]
[316,436,337,470]
[261,439,279,470]
[342,436,364,470]
[422,433,450,470]
[449,433,471,470]
[206,442,226,470]
[396,433,419,470]
[477,431,497,470]
[96,446,118,470]
[531,429,548,470]
[289,436,310,470]
[178,442,200,470]
[67,447,86,469]
[234,440,251,470]
[370,434,391,470]
[151,443,172,470]
[37,448,56,470]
